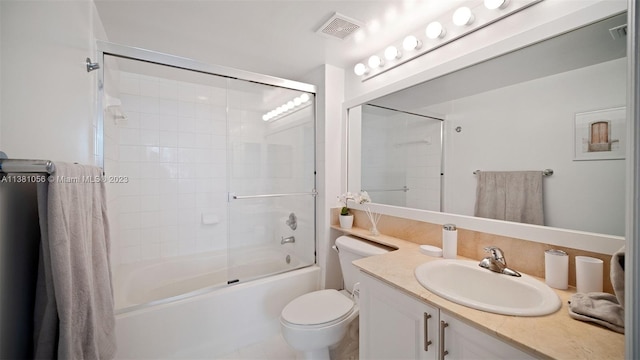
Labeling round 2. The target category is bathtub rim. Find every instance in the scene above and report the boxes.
[115,263,317,315]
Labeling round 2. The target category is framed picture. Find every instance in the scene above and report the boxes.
[573,107,626,161]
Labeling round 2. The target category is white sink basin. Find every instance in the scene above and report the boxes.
[415,259,561,316]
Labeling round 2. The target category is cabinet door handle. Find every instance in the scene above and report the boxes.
[423,312,432,351]
[439,320,449,360]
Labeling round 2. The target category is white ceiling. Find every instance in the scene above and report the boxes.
[94,0,465,81]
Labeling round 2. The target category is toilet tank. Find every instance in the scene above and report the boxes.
[335,235,391,293]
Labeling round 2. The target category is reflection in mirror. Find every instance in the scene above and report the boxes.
[348,13,627,236]
[349,105,443,211]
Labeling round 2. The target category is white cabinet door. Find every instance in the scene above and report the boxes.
[439,312,537,360]
[359,272,440,360]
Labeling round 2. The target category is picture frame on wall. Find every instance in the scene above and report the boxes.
[573,106,626,161]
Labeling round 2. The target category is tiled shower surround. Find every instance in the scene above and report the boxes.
[108,71,229,263]
[104,68,314,269]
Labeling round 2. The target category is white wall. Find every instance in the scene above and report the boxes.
[0,0,107,164]
[301,64,345,290]
[440,58,626,236]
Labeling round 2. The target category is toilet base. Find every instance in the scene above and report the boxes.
[296,348,330,360]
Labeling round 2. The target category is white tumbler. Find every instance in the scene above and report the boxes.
[442,224,457,259]
[544,249,568,290]
[575,256,604,293]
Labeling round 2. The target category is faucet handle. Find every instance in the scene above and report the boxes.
[483,246,505,262]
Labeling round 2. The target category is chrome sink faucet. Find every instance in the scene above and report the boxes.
[479,246,521,277]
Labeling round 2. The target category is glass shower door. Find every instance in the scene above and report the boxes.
[226,78,315,284]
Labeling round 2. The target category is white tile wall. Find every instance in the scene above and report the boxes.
[107,71,229,265]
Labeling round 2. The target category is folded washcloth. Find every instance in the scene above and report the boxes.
[568,292,624,333]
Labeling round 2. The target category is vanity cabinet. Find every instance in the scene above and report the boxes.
[359,272,440,360]
[359,272,537,360]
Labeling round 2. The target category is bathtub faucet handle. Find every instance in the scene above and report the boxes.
[286,212,297,230]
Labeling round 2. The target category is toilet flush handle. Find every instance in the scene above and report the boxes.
[351,282,361,302]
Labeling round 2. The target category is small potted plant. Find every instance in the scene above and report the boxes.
[337,191,372,229]
[337,192,355,229]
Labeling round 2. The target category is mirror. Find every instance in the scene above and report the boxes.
[347,13,627,236]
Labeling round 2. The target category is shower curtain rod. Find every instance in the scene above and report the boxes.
[473,169,554,176]
[0,158,56,174]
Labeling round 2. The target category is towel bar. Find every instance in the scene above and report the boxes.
[473,169,553,176]
[0,158,55,174]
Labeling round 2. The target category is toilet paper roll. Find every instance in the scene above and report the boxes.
[544,249,568,290]
[442,224,457,259]
[575,256,603,293]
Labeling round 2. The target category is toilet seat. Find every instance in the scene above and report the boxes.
[281,289,355,328]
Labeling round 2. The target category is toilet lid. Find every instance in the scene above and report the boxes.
[282,289,354,326]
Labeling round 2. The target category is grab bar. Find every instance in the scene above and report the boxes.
[361,186,409,193]
[229,190,318,200]
[0,158,56,174]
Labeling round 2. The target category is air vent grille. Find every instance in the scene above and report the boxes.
[609,24,627,40]
[316,13,363,40]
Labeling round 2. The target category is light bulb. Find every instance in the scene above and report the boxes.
[426,21,446,39]
[294,97,302,106]
[452,7,474,26]
[368,55,383,69]
[300,93,310,103]
[384,46,401,61]
[287,101,295,109]
[262,114,269,121]
[402,35,421,51]
[484,0,509,10]
[354,63,369,76]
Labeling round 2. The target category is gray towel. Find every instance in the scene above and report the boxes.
[568,292,624,333]
[34,163,117,359]
[474,171,544,225]
[611,246,625,307]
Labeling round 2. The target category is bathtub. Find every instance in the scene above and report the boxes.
[113,248,319,359]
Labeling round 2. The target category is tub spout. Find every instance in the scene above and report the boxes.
[281,236,296,245]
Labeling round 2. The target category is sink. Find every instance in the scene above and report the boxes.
[415,259,561,316]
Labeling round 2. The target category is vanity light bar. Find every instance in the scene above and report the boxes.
[354,0,542,81]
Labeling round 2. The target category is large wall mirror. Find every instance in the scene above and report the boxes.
[347,12,627,237]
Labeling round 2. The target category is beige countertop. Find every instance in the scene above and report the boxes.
[332,226,624,360]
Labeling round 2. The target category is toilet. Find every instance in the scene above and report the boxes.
[280,235,390,359]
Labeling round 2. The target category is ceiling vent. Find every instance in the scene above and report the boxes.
[609,24,627,40]
[316,13,363,40]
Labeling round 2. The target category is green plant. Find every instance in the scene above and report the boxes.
[338,191,371,216]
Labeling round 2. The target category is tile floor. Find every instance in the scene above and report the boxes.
[218,327,359,360]
[217,333,296,360]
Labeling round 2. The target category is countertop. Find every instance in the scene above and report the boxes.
[332,225,625,360]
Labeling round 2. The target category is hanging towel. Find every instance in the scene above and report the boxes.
[474,171,544,226]
[34,163,117,359]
